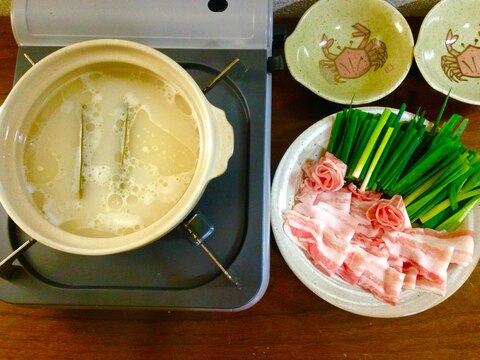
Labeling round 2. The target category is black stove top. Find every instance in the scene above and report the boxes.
[0,46,270,310]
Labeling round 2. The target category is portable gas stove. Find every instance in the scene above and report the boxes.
[0,0,273,310]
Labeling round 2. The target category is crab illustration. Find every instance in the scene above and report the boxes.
[319,23,388,84]
[441,29,480,82]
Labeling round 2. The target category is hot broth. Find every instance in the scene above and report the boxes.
[23,66,200,237]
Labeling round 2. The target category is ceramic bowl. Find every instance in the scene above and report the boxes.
[0,39,233,255]
[270,107,480,317]
[414,0,480,105]
[284,0,414,105]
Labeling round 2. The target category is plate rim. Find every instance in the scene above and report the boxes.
[271,106,480,318]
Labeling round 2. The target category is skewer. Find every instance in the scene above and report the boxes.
[23,53,36,66]
[185,59,243,286]
[202,58,240,94]
[199,243,240,287]
[0,238,37,279]
[181,211,239,287]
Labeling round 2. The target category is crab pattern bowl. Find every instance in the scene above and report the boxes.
[284,0,414,105]
[414,0,480,105]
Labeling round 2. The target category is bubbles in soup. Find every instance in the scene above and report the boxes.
[23,66,200,237]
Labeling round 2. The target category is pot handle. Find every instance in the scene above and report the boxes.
[208,105,234,180]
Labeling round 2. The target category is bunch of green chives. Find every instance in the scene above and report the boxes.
[326,99,480,232]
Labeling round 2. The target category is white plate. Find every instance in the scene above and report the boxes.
[270,106,480,318]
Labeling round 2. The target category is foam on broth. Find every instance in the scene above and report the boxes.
[23,65,200,237]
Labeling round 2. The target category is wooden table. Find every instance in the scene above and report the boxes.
[1,16,479,359]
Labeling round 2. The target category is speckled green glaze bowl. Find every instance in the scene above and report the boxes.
[284,0,414,105]
[414,0,480,105]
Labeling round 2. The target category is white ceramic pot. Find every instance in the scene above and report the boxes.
[0,39,233,255]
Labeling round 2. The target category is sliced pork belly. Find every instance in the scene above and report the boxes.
[283,209,350,276]
[307,230,351,276]
[349,197,377,223]
[337,245,372,286]
[357,254,406,305]
[347,183,383,201]
[350,199,381,239]
[292,201,358,242]
[351,233,389,258]
[390,195,412,230]
[382,231,454,285]
[330,242,407,305]
[283,210,317,252]
[296,186,352,213]
[366,195,412,232]
[301,152,346,192]
[415,275,447,296]
[355,223,381,240]
[405,228,474,266]
[283,152,475,306]
[401,264,419,290]
[387,256,404,272]
[313,189,352,213]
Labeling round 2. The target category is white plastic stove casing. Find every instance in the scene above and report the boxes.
[11,0,272,52]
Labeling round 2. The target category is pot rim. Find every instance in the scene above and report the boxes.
[0,39,226,255]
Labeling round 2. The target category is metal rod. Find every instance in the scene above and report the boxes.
[192,59,242,286]
[202,58,240,94]
[23,53,36,66]
[182,213,239,286]
[199,243,239,287]
[0,238,37,279]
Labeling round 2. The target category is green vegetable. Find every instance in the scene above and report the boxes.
[79,105,86,199]
[346,113,377,179]
[361,126,394,191]
[366,123,400,190]
[327,110,346,154]
[339,109,360,164]
[419,189,480,224]
[436,197,480,232]
[326,99,479,231]
[121,105,130,171]
[351,108,391,179]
